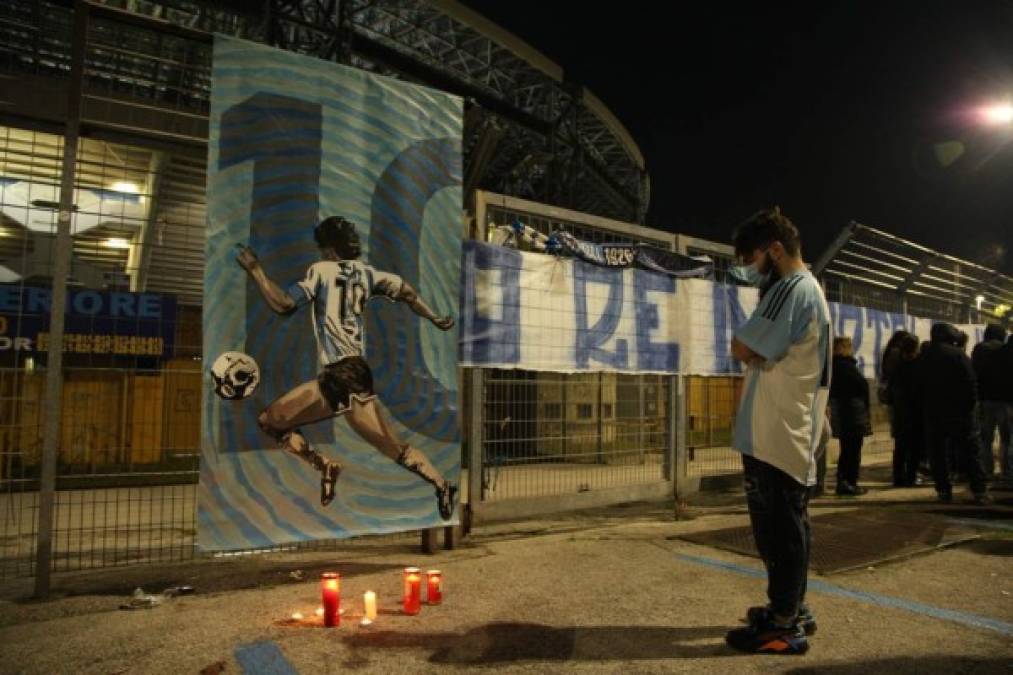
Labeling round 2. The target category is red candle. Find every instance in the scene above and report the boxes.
[403,567,422,615]
[426,570,442,605]
[321,572,340,627]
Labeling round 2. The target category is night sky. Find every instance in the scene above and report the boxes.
[461,1,1013,272]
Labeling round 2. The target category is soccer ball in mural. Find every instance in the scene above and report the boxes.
[210,351,261,401]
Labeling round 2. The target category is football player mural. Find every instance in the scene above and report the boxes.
[230,218,457,517]
[201,36,462,550]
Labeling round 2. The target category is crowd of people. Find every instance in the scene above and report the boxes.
[811,323,1012,504]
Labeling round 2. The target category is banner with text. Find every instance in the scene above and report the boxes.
[459,241,983,378]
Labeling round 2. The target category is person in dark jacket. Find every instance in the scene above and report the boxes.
[812,408,831,497]
[880,330,910,402]
[830,337,872,496]
[919,323,992,504]
[887,332,923,486]
[879,330,909,464]
[972,324,1011,478]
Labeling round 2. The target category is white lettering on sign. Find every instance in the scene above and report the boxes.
[0,336,32,351]
[604,248,635,266]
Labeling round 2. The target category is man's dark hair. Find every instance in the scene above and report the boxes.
[732,206,801,258]
[897,332,919,358]
[983,323,1006,343]
[882,329,917,377]
[931,322,961,346]
[314,216,359,257]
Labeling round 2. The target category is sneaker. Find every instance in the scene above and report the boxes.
[726,617,809,655]
[746,605,817,636]
[836,484,868,497]
[436,482,458,520]
[798,606,817,636]
[320,461,342,506]
[971,493,994,506]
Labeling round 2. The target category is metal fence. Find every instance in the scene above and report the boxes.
[0,117,208,579]
[683,375,895,480]
[479,370,670,502]
[0,350,205,580]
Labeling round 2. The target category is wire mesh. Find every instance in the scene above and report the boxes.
[684,375,894,479]
[480,369,669,501]
[0,123,207,578]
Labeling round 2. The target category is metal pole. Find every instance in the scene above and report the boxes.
[596,373,603,465]
[664,375,677,482]
[673,375,688,501]
[35,0,87,599]
[811,221,857,277]
[638,376,645,464]
[467,368,484,506]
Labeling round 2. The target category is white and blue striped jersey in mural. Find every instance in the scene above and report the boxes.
[286,260,403,366]
[732,270,832,485]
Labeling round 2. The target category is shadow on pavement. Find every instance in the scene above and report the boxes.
[343,622,736,664]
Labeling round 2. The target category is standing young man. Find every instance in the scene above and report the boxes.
[725,207,832,655]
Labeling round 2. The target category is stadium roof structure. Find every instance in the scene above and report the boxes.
[813,220,1013,324]
[0,0,650,305]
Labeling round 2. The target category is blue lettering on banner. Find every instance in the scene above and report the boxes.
[72,290,102,315]
[0,284,175,357]
[0,286,18,313]
[137,294,162,319]
[27,287,48,314]
[110,293,134,317]
[0,286,164,319]
[634,270,679,371]
[574,262,628,368]
[457,241,986,376]
[461,240,521,365]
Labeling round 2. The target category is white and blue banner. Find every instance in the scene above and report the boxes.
[461,239,686,373]
[201,37,462,551]
[460,240,983,378]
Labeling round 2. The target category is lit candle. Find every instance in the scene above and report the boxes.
[426,570,442,605]
[321,572,340,627]
[403,568,422,615]
[362,591,377,625]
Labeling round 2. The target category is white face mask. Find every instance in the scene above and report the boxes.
[730,250,771,287]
